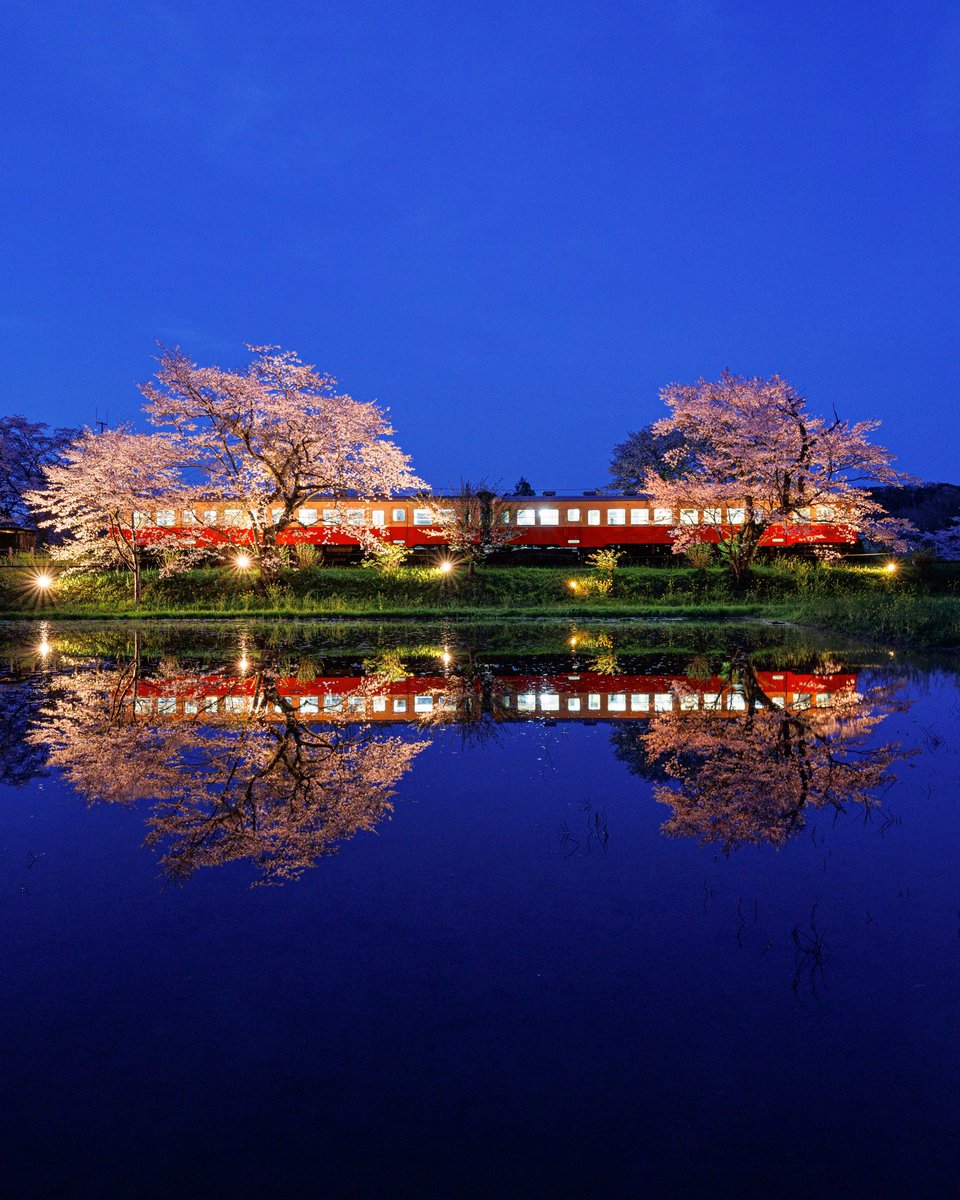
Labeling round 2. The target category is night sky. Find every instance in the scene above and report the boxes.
[3,1,958,490]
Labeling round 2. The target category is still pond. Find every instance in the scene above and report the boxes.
[1,620,958,1197]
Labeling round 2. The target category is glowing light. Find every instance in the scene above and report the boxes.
[38,639,52,658]
[885,561,898,574]
[438,560,454,574]
[569,636,578,647]
[568,580,578,590]
[238,654,249,673]
[33,571,54,591]
[441,649,451,666]
[234,554,252,570]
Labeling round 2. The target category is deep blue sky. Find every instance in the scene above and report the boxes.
[2,1,958,489]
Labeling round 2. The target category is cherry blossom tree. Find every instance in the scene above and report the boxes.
[25,426,185,601]
[641,372,913,582]
[140,345,424,578]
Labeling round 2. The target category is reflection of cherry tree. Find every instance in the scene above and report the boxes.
[635,660,908,850]
[36,659,427,884]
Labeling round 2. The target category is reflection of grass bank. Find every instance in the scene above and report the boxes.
[1,562,958,647]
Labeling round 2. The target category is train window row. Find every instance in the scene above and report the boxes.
[134,503,835,528]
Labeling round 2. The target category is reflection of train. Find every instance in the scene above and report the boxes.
[131,670,858,724]
[132,494,855,553]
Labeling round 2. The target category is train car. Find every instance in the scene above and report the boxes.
[132,492,856,554]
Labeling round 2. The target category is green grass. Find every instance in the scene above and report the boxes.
[2,560,959,646]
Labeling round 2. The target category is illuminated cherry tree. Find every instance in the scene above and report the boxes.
[25,426,184,601]
[140,345,424,576]
[641,372,913,581]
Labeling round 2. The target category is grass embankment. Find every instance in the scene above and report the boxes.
[3,560,960,646]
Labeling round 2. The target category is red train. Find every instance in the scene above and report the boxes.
[134,492,854,554]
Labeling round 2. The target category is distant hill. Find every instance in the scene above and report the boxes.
[869,483,960,534]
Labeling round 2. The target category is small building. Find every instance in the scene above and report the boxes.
[0,526,38,553]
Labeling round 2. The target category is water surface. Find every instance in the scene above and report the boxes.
[1,621,958,1197]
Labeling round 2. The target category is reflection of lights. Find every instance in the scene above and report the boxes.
[441,647,451,666]
[38,639,52,658]
[237,654,249,673]
[438,560,454,574]
[234,554,252,570]
[885,561,898,574]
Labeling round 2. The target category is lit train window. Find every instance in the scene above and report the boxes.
[539,509,559,525]
[226,695,246,714]
[183,510,198,525]
[516,509,535,526]
[630,509,649,524]
[133,511,148,526]
[372,510,385,526]
[540,694,560,711]
[567,697,581,711]
[322,509,341,526]
[518,694,536,712]
[567,508,581,522]
[501,512,510,524]
[204,509,218,524]
[680,509,699,524]
[414,695,434,713]
[323,695,343,712]
[271,508,283,523]
[203,698,218,714]
[300,697,319,714]
[393,698,407,712]
[704,693,722,710]
[156,510,175,527]
[135,698,152,715]
[413,509,433,526]
[679,693,698,711]
[438,509,455,521]
[588,693,601,710]
[630,694,649,711]
[728,508,745,523]
[815,505,834,521]
[798,506,812,520]
[346,508,365,526]
[608,694,626,711]
[587,510,600,526]
[347,696,365,712]
[608,509,626,525]
[157,697,176,715]
[392,508,406,522]
[654,693,673,712]
[703,508,721,524]
[373,697,387,712]
[727,693,746,711]
[223,509,244,526]
[653,508,673,524]
[184,700,198,715]
[816,693,831,707]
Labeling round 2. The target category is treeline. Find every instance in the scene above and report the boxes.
[868,483,960,534]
